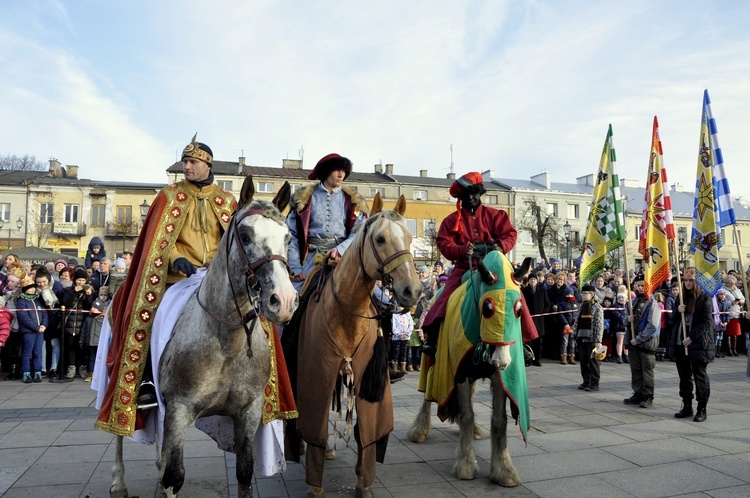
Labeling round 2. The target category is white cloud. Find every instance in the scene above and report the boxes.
[1,0,749,200]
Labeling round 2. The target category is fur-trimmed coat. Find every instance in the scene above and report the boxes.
[285,182,369,279]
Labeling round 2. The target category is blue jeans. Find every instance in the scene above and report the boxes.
[50,338,60,371]
[560,333,576,356]
[21,332,44,373]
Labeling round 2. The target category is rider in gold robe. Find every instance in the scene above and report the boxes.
[96,137,237,436]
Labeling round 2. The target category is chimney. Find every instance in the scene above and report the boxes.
[239,156,246,166]
[530,171,551,189]
[374,163,383,174]
[48,159,62,178]
[385,163,393,175]
[282,159,302,170]
[446,172,456,180]
[420,170,428,177]
[66,165,79,179]
[576,174,594,186]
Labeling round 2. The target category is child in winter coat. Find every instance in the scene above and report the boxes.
[80,299,106,382]
[558,290,579,364]
[16,276,48,383]
[608,293,630,364]
[0,302,11,348]
[715,289,731,358]
[391,308,414,375]
[62,268,94,378]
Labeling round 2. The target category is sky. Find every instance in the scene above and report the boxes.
[2,0,749,199]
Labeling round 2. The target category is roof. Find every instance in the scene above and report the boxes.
[0,169,49,185]
[491,177,593,195]
[621,186,750,220]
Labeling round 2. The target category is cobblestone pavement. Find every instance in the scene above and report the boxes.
[2,354,750,497]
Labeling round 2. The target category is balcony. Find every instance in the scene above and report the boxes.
[53,222,87,236]
[103,221,140,238]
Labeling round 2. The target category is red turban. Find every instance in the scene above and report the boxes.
[450,172,484,236]
[449,172,483,198]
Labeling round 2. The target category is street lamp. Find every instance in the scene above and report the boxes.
[678,226,688,271]
[563,220,571,269]
[139,199,150,223]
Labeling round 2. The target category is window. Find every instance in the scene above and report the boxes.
[39,203,54,224]
[522,229,534,244]
[290,184,302,194]
[423,219,436,237]
[634,225,641,241]
[370,188,385,198]
[483,195,498,205]
[571,230,580,246]
[91,205,105,227]
[568,204,579,219]
[0,203,9,222]
[404,218,417,237]
[217,180,233,191]
[413,190,428,201]
[722,228,741,245]
[64,204,79,223]
[116,206,132,225]
[547,203,558,217]
[257,182,274,193]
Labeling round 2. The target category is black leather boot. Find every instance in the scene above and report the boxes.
[674,400,693,419]
[693,403,707,422]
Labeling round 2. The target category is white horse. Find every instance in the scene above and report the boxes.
[110,177,298,497]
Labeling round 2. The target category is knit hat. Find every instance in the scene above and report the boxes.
[527,274,538,282]
[417,266,429,274]
[91,299,106,313]
[114,258,126,271]
[68,258,79,266]
[307,153,352,181]
[55,259,67,269]
[715,288,726,295]
[181,133,213,165]
[550,258,559,264]
[437,275,448,285]
[617,292,628,300]
[581,284,595,293]
[633,274,645,283]
[74,267,88,281]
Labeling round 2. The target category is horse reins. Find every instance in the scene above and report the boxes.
[197,206,290,357]
[327,212,414,320]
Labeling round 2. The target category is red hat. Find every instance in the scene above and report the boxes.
[449,172,484,198]
[308,153,352,181]
[450,172,484,236]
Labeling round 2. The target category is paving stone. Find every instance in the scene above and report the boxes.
[602,436,727,466]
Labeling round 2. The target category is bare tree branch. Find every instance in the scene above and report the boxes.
[0,154,47,171]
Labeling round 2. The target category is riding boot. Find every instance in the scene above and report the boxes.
[422,333,438,358]
[568,354,576,365]
[732,337,739,356]
[399,362,407,373]
[560,354,567,365]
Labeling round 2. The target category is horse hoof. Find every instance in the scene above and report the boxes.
[473,425,483,439]
[307,485,325,496]
[490,474,521,487]
[356,486,374,498]
[325,448,336,460]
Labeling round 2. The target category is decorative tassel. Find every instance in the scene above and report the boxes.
[359,326,388,403]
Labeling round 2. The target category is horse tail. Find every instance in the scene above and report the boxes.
[359,333,389,403]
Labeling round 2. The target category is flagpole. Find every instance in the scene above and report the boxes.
[621,228,636,340]
[669,239,689,354]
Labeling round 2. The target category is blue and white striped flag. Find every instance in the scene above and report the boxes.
[704,90,736,227]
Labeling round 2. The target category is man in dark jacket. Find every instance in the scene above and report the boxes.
[668,267,715,422]
[624,275,661,408]
[522,273,550,366]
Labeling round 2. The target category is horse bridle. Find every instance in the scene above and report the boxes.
[328,211,414,320]
[197,206,290,357]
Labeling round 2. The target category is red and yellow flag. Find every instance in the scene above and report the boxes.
[638,116,675,297]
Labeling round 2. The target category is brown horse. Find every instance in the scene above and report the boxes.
[293,193,420,497]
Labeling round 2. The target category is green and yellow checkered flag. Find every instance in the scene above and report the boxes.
[580,124,626,284]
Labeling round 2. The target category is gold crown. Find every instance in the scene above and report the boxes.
[8,267,26,280]
[181,133,213,164]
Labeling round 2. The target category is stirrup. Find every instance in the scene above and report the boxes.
[136,380,158,410]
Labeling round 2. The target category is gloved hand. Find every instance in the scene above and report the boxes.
[173,258,196,277]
